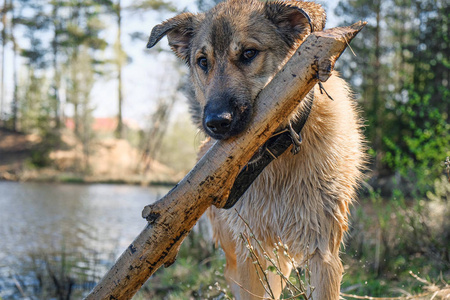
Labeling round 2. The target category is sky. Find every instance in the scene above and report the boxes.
[2,0,340,128]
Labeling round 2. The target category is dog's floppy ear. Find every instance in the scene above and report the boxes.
[265,1,326,45]
[147,12,199,62]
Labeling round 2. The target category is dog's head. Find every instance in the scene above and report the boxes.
[148,0,325,140]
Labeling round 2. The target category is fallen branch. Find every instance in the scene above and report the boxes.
[85,22,366,300]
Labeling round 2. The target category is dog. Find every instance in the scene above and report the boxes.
[148,0,365,299]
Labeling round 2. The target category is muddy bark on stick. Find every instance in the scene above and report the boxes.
[85,22,366,300]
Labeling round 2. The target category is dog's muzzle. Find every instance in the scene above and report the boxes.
[204,111,233,136]
[202,96,252,140]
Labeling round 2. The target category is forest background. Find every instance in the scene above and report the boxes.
[0,0,448,299]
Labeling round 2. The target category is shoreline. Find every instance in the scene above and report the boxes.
[0,169,181,187]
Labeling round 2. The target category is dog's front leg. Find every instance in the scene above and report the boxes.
[237,256,267,300]
[308,250,343,300]
[236,254,292,300]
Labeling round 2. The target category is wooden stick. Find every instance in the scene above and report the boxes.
[84,21,366,300]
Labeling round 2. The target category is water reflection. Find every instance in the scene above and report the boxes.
[0,181,170,299]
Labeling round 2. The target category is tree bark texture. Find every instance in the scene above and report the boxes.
[85,22,366,300]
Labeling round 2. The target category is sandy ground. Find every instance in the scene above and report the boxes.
[0,128,182,185]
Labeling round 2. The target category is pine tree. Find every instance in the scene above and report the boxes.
[336,0,450,195]
[383,0,450,194]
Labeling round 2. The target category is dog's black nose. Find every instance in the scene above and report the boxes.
[205,112,232,135]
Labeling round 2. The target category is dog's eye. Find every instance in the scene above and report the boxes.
[197,57,208,71]
[241,49,259,62]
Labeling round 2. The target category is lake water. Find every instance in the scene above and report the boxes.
[0,181,171,299]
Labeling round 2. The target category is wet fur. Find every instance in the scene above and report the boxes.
[148,1,365,299]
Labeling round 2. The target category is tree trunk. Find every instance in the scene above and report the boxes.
[115,0,123,139]
[373,0,383,176]
[52,2,61,130]
[0,0,7,127]
[10,0,16,132]
[84,22,366,300]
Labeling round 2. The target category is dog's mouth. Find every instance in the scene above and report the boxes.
[202,101,252,140]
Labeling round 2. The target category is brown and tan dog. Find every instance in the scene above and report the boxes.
[148,1,365,299]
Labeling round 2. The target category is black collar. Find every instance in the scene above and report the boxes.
[223,94,314,209]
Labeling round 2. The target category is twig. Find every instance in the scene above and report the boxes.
[12,275,27,298]
[279,239,309,297]
[238,212,301,298]
[318,82,334,100]
[343,34,357,57]
[340,291,440,299]
[273,246,284,296]
[241,232,276,298]
[408,271,431,285]
[229,276,273,300]
[230,275,313,300]
[214,282,233,300]
[237,211,308,299]
[429,290,439,300]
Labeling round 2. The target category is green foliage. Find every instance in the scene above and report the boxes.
[336,0,449,197]
[427,175,450,202]
[382,0,449,195]
[16,69,60,168]
[18,69,51,134]
[57,174,85,184]
[383,91,450,194]
[29,131,61,168]
[128,0,177,12]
